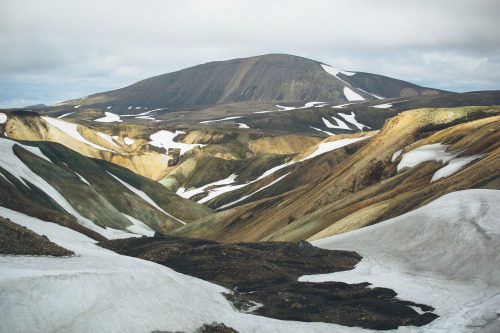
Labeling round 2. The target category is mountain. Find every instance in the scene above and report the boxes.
[50,54,447,120]
[0,132,213,240]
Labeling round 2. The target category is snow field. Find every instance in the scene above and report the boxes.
[301,189,500,332]
[0,207,368,333]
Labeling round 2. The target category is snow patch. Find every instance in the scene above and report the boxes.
[107,171,185,225]
[301,136,371,161]
[199,116,243,124]
[309,126,335,136]
[338,112,370,131]
[41,116,113,152]
[75,172,90,185]
[254,102,326,114]
[371,103,392,109]
[397,143,483,181]
[237,123,250,129]
[343,87,365,102]
[74,105,81,109]
[124,137,135,146]
[149,130,203,156]
[123,213,155,237]
[217,173,291,210]
[0,113,7,124]
[95,112,122,123]
[322,116,351,130]
[97,132,120,149]
[57,112,75,118]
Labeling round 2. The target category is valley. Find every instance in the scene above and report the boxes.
[1,54,499,332]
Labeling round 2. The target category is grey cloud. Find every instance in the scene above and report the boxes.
[1,0,499,107]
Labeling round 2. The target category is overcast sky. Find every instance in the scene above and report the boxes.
[1,0,499,108]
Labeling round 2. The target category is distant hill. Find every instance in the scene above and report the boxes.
[55,54,447,112]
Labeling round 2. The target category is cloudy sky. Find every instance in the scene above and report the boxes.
[1,0,499,108]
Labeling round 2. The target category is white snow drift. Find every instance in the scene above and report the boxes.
[95,112,123,123]
[397,143,483,182]
[149,130,204,156]
[302,189,500,332]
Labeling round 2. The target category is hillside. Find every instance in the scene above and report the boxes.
[168,106,500,242]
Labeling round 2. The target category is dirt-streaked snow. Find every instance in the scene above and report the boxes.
[94,112,123,123]
[149,130,203,156]
[343,87,365,102]
[41,116,113,152]
[301,189,500,332]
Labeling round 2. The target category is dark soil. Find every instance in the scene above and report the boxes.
[0,217,74,256]
[99,235,437,330]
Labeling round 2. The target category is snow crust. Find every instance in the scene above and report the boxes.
[322,116,351,130]
[0,112,8,124]
[41,116,113,152]
[301,189,500,332]
[94,112,122,123]
[343,87,365,101]
[107,171,185,225]
[301,136,371,161]
[0,207,369,333]
[397,143,483,181]
[149,130,203,156]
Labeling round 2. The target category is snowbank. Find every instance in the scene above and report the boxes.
[94,112,122,123]
[302,189,500,332]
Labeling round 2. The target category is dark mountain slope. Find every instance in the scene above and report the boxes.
[56,54,446,112]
